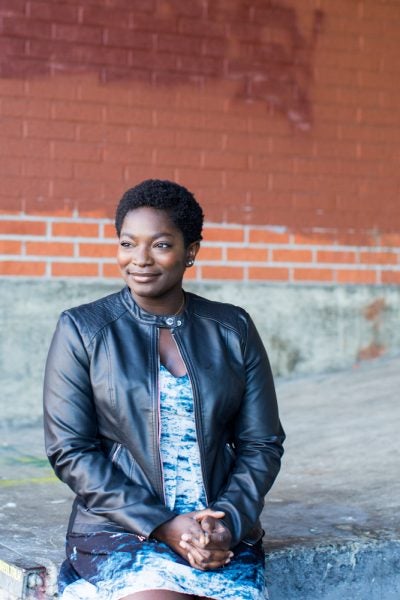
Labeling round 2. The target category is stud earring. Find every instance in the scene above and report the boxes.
[186,259,194,267]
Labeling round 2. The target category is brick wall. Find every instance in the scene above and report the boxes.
[1,0,400,284]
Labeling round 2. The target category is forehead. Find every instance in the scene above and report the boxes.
[121,206,180,235]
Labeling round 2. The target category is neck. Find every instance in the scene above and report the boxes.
[130,289,185,316]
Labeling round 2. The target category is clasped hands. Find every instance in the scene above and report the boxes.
[153,509,233,571]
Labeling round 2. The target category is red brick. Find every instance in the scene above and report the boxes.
[2,17,52,40]
[0,0,25,14]
[203,227,244,243]
[196,246,222,261]
[337,270,377,284]
[272,249,313,263]
[179,54,222,76]
[0,79,26,96]
[317,251,357,264]
[52,222,99,238]
[130,50,178,71]
[52,262,99,277]
[81,5,131,27]
[227,248,268,262]
[26,119,76,141]
[52,179,104,202]
[179,17,226,38]
[29,2,79,23]
[0,139,51,160]
[0,36,26,56]
[79,243,116,258]
[104,223,117,238]
[26,242,74,256]
[156,148,201,168]
[293,269,334,282]
[73,163,124,182]
[105,27,152,49]
[0,261,46,276]
[201,266,244,280]
[203,113,248,134]
[293,232,338,246]
[24,159,73,179]
[24,198,73,217]
[0,220,46,236]
[176,130,223,150]
[53,141,102,162]
[203,151,248,170]
[381,271,400,284]
[248,267,290,281]
[359,251,398,265]
[124,165,175,184]
[0,117,23,138]
[27,78,78,101]
[157,33,202,55]
[183,266,198,280]
[52,101,103,122]
[175,169,222,188]
[103,262,121,278]
[0,241,21,254]
[0,56,50,78]
[202,37,226,57]
[0,157,22,177]
[380,234,400,248]
[106,106,152,126]
[249,229,290,244]
[77,123,127,144]
[54,23,103,45]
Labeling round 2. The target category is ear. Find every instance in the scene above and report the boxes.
[185,241,200,267]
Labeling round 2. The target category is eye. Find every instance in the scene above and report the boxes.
[154,242,171,249]
[120,241,133,248]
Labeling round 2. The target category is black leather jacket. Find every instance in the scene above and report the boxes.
[43,287,285,548]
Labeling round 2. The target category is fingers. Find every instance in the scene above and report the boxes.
[179,539,233,571]
[193,509,225,522]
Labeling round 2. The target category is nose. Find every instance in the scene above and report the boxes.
[131,244,153,267]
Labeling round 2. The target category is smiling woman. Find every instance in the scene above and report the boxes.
[43,179,285,600]
[116,207,198,315]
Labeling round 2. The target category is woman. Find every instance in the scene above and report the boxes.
[44,179,285,600]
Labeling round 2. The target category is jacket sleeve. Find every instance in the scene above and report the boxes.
[43,312,175,539]
[209,313,285,547]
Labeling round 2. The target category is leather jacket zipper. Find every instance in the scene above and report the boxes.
[171,330,210,506]
[111,442,122,464]
[155,327,166,504]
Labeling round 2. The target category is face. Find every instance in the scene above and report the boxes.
[117,207,199,308]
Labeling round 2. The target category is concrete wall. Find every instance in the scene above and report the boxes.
[1,279,399,424]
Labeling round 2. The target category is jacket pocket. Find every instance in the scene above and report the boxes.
[110,442,136,480]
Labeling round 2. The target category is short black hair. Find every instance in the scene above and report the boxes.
[115,179,204,247]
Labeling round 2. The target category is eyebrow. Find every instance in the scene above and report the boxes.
[120,231,175,239]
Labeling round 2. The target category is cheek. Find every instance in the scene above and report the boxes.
[116,248,129,267]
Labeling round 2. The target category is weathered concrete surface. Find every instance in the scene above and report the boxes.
[1,279,400,422]
[1,356,399,599]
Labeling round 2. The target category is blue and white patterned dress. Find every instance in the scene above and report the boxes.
[59,365,267,600]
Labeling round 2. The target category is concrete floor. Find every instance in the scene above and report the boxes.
[1,355,399,599]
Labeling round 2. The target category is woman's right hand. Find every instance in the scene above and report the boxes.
[152,509,232,570]
[179,510,233,570]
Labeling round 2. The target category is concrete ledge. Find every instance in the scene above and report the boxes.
[1,356,399,598]
[266,539,400,599]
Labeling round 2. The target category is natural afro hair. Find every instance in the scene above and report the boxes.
[115,179,204,247]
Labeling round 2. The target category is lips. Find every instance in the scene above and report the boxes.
[128,271,160,282]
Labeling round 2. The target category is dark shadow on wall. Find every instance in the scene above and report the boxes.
[0,0,324,131]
